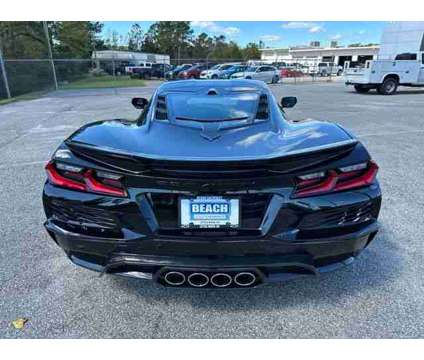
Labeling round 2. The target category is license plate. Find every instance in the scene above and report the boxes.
[180,196,240,228]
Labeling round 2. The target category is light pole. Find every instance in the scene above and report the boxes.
[43,21,58,90]
[0,37,11,99]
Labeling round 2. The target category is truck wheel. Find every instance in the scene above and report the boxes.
[354,85,370,93]
[377,77,398,95]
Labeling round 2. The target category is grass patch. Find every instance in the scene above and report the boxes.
[0,90,50,106]
[59,75,146,90]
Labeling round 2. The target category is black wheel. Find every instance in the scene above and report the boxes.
[245,76,252,80]
[271,75,279,84]
[337,69,343,76]
[354,85,370,93]
[377,77,398,95]
[211,74,218,79]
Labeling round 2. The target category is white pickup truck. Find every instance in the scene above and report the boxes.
[344,52,424,95]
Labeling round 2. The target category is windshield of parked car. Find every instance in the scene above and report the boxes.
[246,66,258,72]
[166,92,260,121]
[210,64,221,70]
[220,64,234,70]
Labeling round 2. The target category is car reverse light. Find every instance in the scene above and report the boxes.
[293,161,378,198]
[45,161,127,197]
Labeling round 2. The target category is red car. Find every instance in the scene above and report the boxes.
[280,67,305,78]
[178,64,214,79]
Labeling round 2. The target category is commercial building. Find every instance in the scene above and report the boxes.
[92,50,170,65]
[260,45,379,67]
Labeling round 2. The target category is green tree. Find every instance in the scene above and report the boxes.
[128,23,144,52]
[143,21,193,59]
[242,42,261,60]
[0,21,47,58]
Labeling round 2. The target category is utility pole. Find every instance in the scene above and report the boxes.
[43,21,58,90]
[0,38,11,99]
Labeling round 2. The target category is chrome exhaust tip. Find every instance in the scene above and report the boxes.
[210,273,232,288]
[187,272,209,287]
[163,271,186,286]
[234,272,257,287]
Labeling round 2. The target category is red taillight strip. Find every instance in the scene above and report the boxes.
[45,162,87,191]
[45,162,126,197]
[84,170,126,197]
[293,161,378,198]
[334,161,378,191]
[295,170,338,198]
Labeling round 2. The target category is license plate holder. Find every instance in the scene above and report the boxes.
[179,196,240,228]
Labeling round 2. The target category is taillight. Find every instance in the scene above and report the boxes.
[45,161,127,197]
[293,161,378,198]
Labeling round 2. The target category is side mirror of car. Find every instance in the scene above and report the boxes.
[131,97,148,109]
[281,96,297,108]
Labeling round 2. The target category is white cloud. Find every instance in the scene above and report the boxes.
[330,34,342,40]
[282,22,325,33]
[224,27,240,36]
[191,21,240,38]
[309,25,325,33]
[260,34,281,42]
[282,22,316,29]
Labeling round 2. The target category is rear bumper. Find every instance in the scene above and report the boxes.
[45,219,379,286]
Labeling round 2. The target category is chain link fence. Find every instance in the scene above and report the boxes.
[0,57,343,100]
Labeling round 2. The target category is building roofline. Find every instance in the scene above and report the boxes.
[260,45,380,52]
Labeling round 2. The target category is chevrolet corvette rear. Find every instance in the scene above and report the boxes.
[43,80,381,288]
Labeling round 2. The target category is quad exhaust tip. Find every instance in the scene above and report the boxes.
[164,271,186,286]
[234,272,257,287]
[187,272,209,287]
[162,270,259,288]
[210,273,233,288]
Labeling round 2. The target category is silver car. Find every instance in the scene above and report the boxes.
[231,65,280,83]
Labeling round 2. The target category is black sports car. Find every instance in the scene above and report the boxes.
[43,80,381,288]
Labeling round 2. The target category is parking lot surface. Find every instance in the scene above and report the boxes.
[1,81,423,338]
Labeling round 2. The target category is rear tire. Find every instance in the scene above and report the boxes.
[354,85,370,93]
[377,77,398,95]
[271,75,279,84]
[211,74,218,79]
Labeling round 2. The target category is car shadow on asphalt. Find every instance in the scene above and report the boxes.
[348,89,424,96]
[109,226,402,311]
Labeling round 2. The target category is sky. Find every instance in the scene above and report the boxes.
[101,21,387,48]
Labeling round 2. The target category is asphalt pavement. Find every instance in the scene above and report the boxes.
[0,80,423,338]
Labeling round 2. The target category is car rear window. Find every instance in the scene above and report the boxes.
[165,92,260,121]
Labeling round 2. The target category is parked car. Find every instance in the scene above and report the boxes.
[279,66,305,78]
[43,79,381,288]
[345,52,424,95]
[165,64,192,80]
[200,63,241,79]
[315,62,343,77]
[219,64,248,79]
[231,65,280,83]
[131,63,173,79]
[178,63,216,80]
[125,62,153,75]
